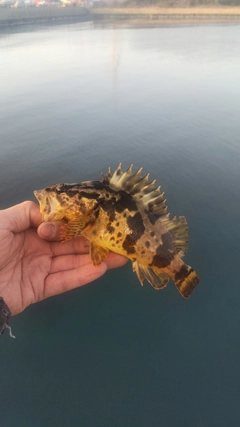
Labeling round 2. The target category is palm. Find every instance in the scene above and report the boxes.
[0,228,52,314]
[0,202,127,315]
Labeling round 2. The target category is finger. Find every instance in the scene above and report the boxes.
[50,254,92,273]
[50,252,128,274]
[104,252,128,269]
[37,220,66,241]
[1,201,42,233]
[43,253,128,300]
[49,236,90,257]
[43,262,107,299]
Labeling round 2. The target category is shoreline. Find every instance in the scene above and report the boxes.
[1,6,240,27]
[91,6,240,24]
[92,6,240,15]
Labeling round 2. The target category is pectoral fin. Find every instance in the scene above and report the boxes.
[132,261,169,290]
[90,242,109,265]
[60,218,86,242]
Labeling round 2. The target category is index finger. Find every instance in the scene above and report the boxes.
[49,236,90,257]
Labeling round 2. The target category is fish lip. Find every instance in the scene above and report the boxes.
[34,190,42,201]
[34,190,62,221]
[34,190,51,216]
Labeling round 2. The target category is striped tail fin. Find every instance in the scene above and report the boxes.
[174,264,199,298]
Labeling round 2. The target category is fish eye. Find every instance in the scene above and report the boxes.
[56,185,63,194]
[56,184,69,194]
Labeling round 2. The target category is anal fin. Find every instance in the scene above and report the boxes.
[90,242,109,265]
[132,261,169,290]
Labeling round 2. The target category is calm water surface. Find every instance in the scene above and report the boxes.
[0,21,240,426]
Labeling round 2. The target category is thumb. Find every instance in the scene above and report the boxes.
[37,220,66,241]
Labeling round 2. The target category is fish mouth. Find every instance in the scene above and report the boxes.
[34,190,59,221]
[34,190,43,203]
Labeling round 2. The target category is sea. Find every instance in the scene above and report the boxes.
[0,19,240,427]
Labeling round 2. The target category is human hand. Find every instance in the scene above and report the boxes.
[0,202,127,317]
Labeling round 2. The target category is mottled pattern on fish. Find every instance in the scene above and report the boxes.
[34,164,199,298]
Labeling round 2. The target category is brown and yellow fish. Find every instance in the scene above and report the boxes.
[34,164,199,298]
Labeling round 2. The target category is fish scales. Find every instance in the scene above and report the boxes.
[34,164,199,298]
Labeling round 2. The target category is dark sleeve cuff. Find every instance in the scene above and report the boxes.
[0,297,16,339]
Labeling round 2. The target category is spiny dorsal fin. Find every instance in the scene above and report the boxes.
[161,215,188,256]
[102,164,168,219]
[101,166,112,184]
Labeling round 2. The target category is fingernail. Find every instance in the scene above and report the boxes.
[40,223,55,238]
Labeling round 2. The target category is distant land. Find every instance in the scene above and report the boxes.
[1,2,240,26]
[119,0,240,5]
[91,2,240,24]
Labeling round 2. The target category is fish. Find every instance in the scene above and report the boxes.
[34,164,199,298]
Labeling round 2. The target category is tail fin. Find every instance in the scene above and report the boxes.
[174,264,199,298]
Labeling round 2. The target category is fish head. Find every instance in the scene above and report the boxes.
[34,184,68,221]
[34,182,102,222]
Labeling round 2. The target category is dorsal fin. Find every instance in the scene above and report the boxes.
[161,215,189,256]
[102,164,168,219]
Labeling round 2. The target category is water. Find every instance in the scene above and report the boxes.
[0,21,240,426]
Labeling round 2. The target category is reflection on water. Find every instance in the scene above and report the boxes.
[110,31,121,89]
[0,22,240,427]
